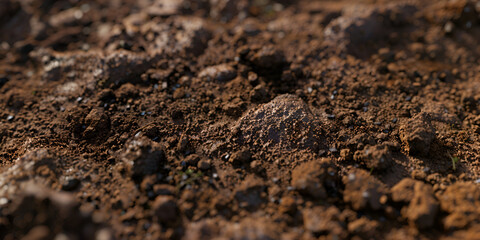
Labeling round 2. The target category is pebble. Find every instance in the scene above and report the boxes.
[348,173,356,181]
[444,21,454,33]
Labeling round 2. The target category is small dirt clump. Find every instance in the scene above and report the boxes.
[400,114,436,156]
[233,94,324,153]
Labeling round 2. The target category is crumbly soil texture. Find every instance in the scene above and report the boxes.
[2,0,480,239]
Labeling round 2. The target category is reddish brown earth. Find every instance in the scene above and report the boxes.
[1,0,480,239]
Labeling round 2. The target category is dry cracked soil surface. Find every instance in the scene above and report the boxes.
[1,0,480,239]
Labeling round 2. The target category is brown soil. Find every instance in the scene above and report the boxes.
[1,0,480,239]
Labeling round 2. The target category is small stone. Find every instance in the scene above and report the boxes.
[248,71,258,83]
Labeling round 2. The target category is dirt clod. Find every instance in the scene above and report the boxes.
[303,206,345,238]
[119,137,166,182]
[233,94,324,153]
[343,169,386,210]
[198,64,237,82]
[291,159,337,199]
[400,114,436,156]
[392,178,438,229]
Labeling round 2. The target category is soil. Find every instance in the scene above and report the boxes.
[1,0,480,239]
